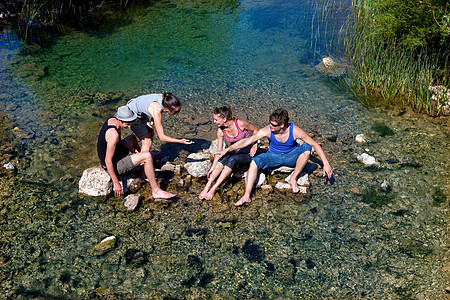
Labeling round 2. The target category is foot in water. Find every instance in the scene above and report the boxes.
[204,187,217,200]
[152,189,176,199]
[288,177,300,194]
[234,195,251,207]
[199,186,210,200]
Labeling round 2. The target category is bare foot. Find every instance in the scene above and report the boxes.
[234,195,251,207]
[199,187,209,199]
[205,187,217,200]
[152,189,176,199]
[289,178,300,194]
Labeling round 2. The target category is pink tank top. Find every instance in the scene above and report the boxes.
[222,119,249,143]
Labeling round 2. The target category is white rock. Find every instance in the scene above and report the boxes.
[3,162,14,170]
[275,182,308,194]
[89,236,116,256]
[124,194,142,211]
[207,139,227,154]
[79,166,113,197]
[243,171,266,188]
[271,166,295,175]
[184,152,212,177]
[285,173,310,186]
[322,57,337,69]
[355,134,367,143]
[356,153,380,168]
[275,182,291,191]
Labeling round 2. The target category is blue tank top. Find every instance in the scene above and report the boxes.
[269,123,298,153]
[127,94,163,118]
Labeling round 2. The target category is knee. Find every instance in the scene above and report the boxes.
[301,150,311,159]
[141,151,153,163]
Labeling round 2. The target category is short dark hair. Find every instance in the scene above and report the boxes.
[162,92,181,111]
[269,108,289,125]
[214,106,233,121]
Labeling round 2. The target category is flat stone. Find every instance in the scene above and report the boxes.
[89,236,116,256]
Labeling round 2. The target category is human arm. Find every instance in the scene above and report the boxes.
[150,103,194,145]
[215,126,270,158]
[104,129,123,196]
[293,125,333,178]
[238,119,259,157]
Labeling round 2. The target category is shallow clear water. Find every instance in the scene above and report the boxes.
[0,0,448,298]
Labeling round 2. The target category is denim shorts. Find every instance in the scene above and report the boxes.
[252,143,312,170]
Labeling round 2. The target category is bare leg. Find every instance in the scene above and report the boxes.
[205,166,233,200]
[139,128,154,153]
[199,163,224,199]
[131,152,175,199]
[235,161,258,206]
[288,151,310,193]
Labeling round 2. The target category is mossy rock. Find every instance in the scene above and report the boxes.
[372,122,394,136]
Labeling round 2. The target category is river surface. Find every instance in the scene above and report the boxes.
[0,0,448,299]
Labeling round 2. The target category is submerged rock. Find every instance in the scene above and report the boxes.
[3,162,14,170]
[355,134,368,144]
[356,153,380,168]
[89,236,117,256]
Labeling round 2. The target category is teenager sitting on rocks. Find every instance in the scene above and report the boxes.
[126,93,194,153]
[97,106,175,199]
[199,106,258,200]
[215,108,333,206]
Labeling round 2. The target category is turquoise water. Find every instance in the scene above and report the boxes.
[0,0,448,298]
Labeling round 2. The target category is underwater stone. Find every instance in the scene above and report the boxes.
[89,236,116,256]
[356,153,380,168]
[242,239,265,262]
[78,166,112,197]
[355,134,368,144]
[380,179,392,192]
[3,162,14,170]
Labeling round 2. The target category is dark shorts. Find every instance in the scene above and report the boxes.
[252,143,312,170]
[131,115,153,138]
[218,150,252,169]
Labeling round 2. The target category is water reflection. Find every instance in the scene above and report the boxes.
[0,0,448,298]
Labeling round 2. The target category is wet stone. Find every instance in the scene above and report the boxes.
[89,236,117,256]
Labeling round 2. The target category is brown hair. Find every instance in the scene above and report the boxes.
[214,106,233,122]
[162,92,181,111]
[269,108,289,125]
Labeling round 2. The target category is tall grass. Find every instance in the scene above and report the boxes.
[344,1,449,115]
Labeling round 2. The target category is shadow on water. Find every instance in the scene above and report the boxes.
[0,0,449,299]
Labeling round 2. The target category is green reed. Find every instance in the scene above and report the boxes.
[344,1,449,115]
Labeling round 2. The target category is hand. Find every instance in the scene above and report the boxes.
[214,149,228,159]
[207,169,213,179]
[113,182,123,196]
[323,163,333,179]
[249,145,257,157]
[181,138,195,145]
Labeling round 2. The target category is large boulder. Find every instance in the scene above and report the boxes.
[78,166,144,197]
[79,166,113,197]
[184,152,212,177]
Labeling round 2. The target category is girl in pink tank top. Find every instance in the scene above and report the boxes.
[199,106,258,200]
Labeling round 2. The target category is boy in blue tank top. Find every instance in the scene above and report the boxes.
[215,108,333,207]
